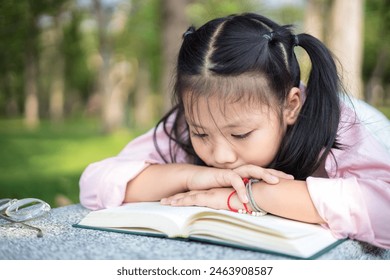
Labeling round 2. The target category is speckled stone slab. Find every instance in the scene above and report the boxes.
[0,204,388,260]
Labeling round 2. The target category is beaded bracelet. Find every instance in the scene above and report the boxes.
[226,178,267,216]
[245,179,267,216]
[227,190,251,214]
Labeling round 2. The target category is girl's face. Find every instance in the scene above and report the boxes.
[184,88,301,169]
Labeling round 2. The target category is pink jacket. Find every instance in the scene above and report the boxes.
[79,101,390,249]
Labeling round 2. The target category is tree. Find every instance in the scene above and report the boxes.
[0,1,27,117]
[62,7,94,116]
[304,0,326,41]
[0,0,70,126]
[48,9,66,122]
[328,0,364,99]
[160,0,192,112]
[116,0,163,127]
[304,0,364,99]
[363,0,390,105]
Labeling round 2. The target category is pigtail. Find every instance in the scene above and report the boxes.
[273,33,341,179]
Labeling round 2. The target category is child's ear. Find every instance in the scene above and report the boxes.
[284,87,302,125]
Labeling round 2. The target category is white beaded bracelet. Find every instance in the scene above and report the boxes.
[245,179,267,216]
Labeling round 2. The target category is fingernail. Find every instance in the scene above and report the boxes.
[241,194,249,203]
[269,175,279,183]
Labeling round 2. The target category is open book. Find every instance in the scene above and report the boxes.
[74,202,343,259]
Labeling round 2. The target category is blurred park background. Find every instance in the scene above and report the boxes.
[1,0,389,208]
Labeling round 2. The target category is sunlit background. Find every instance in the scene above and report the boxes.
[0,0,389,207]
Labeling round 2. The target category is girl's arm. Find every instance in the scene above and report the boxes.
[161,178,324,224]
[124,164,195,202]
[79,125,172,210]
[250,179,324,223]
[124,163,292,203]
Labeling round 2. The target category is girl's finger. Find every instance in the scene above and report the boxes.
[170,192,204,206]
[234,165,293,185]
[165,191,209,207]
[228,175,248,203]
[232,165,275,184]
[216,170,248,203]
[160,192,189,204]
[161,190,204,205]
[267,169,294,180]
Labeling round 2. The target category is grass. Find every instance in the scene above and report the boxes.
[0,118,145,208]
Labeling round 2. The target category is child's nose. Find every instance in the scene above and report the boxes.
[212,139,237,167]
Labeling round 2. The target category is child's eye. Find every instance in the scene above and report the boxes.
[231,131,252,139]
[191,132,208,138]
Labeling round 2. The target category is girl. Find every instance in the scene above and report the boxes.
[80,13,390,249]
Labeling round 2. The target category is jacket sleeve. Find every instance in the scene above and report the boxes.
[79,115,188,210]
[307,104,390,249]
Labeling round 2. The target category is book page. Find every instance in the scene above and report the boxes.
[188,218,338,258]
[78,202,212,237]
[187,209,328,238]
[185,210,338,258]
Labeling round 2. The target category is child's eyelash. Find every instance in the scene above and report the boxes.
[191,131,252,139]
[191,132,208,138]
[231,131,252,139]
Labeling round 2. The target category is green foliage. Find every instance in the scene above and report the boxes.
[378,106,390,119]
[363,0,390,83]
[0,1,29,113]
[62,8,95,101]
[185,0,303,27]
[0,118,141,207]
[0,0,71,115]
[186,0,258,26]
[115,0,162,91]
[266,4,304,26]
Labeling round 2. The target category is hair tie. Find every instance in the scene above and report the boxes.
[262,31,274,42]
[183,26,195,39]
[293,35,299,47]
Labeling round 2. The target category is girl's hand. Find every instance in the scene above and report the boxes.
[187,164,294,203]
[232,164,294,184]
[161,188,237,210]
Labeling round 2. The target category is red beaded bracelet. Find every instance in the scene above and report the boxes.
[227,190,251,214]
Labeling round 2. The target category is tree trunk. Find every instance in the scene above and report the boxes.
[328,0,364,99]
[93,0,116,133]
[304,0,326,40]
[161,0,191,112]
[134,62,154,127]
[24,8,40,129]
[303,0,329,84]
[106,60,134,130]
[24,48,39,129]
[49,15,65,122]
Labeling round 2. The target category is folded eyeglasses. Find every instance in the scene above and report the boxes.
[0,198,51,237]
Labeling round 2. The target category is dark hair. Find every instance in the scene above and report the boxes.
[153,13,341,180]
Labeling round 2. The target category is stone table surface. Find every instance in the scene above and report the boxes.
[1,204,389,260]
